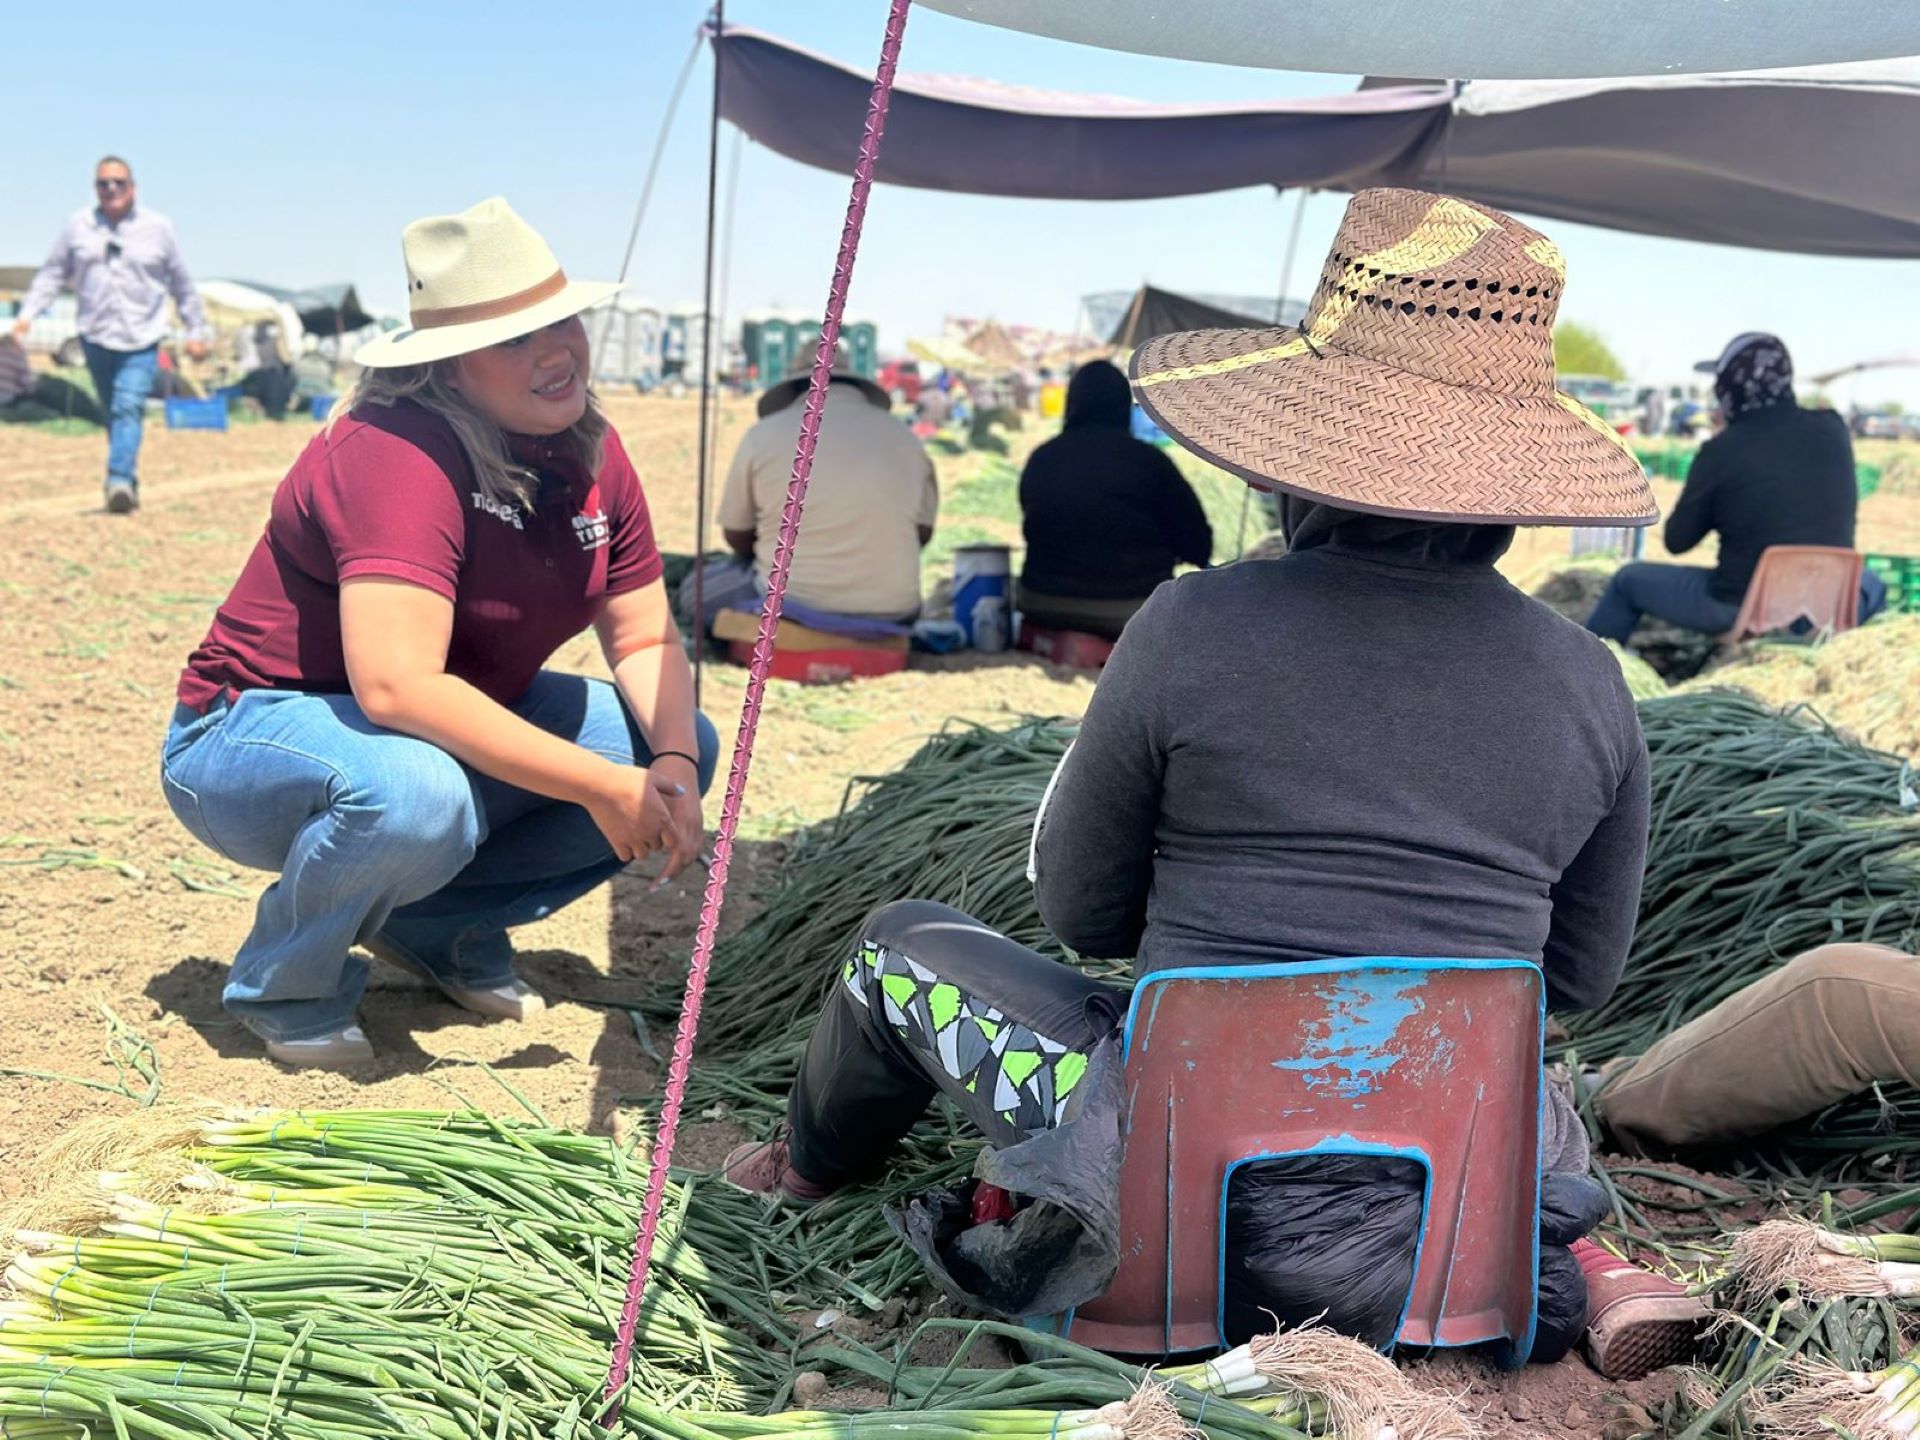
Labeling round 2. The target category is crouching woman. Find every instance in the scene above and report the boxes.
[161,198,715,1067]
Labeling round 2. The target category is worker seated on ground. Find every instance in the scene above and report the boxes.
[683,344,937,637]
[1014,359,1213,640]
[1585,333,1887,643]
[162,198,715,1069]
[726,189,1702,1379]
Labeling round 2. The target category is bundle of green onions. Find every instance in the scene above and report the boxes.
[1651,1215,1920,1439]
[794,1318,1474,1440]
[0,1109,786,1439]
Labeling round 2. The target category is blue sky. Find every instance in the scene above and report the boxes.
[8,1,1917,406]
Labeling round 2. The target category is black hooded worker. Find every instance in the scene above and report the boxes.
[1585,332,1887,642]
[1013,359,1212,640]
[725,189,1706,1380]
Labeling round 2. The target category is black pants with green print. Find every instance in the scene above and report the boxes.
[786,899,1127,1189]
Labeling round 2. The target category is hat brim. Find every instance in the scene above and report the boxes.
[1131,327,1658,527]
[758,371,893,419]
[353,279,625,369]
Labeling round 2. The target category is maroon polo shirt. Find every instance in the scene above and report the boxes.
[178,399,663,713]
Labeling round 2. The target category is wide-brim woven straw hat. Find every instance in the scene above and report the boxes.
[1130,188,1656,527]
[758,341,892,418]
[355,197,621,369]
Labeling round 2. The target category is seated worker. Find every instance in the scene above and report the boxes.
[162,198,716,1068]
[1015,359,1213,640]
[726,189,1701,1378]
[686,345,937,634]
[1586,333,1886,642]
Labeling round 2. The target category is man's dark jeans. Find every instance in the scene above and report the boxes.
[1586,561,1889,642]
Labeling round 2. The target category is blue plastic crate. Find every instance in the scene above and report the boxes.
[310,393,338,421]
[164,396,228,431]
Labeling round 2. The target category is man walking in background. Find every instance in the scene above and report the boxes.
[12,156,210,514]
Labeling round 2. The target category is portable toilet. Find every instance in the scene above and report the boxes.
[843,319,879,377]
[742,311,799,386]
[590,295,663,385]
[663,306,708,383]
[792,318,823,373]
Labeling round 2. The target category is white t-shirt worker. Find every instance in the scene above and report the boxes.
[719,379,938,620]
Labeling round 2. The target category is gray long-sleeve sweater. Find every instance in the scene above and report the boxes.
[1032,511,1649,1014]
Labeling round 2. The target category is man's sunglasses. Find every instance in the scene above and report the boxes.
[95,178,130,193]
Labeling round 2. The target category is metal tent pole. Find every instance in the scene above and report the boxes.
[691,0,726,708]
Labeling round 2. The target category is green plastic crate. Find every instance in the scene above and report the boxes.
[1865,554,1920,613]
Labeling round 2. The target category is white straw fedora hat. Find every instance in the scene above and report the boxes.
[354,197,622,369]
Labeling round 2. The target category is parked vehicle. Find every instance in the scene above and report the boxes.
[879,358,923,406]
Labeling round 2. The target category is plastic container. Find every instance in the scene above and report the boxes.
[952,544,1011,651]
[310,393,338,421]
[1865,554,1920,614]
[164,396,228,431]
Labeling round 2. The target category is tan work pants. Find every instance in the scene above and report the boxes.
[1598,944,1920,1154]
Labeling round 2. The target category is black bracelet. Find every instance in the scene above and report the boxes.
[652,750,700,769]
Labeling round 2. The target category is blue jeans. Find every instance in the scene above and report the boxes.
[160,673,719,1041]
[1586,561,1890,642]
[1583,563,1738,642]
[80,340,158,490]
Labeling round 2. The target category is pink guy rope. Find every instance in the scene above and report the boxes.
[600,0,916,1420]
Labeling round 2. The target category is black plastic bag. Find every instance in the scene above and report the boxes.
[1221,1154,1427,1348]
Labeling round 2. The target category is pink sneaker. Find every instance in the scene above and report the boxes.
[721,1135,837,1205]
[1573,1238,1710,1380]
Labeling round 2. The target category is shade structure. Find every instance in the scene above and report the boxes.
[1432,62,1920,257]
[714,26,1448,203]
[1088,286,1310,349]
[1808,352,1920,387]
[916,0,1920,80]
[713,27,1920,259]
[232,281,373,335]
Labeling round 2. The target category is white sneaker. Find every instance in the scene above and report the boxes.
[264,1024,374,1069]
[443,977,547,1021]
[362,937,546,1020]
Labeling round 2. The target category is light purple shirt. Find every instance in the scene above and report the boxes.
[19,205,209,351]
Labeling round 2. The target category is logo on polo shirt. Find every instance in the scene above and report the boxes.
[471,491,525,531]
[573,510,610,551]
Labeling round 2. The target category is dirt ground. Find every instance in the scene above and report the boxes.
[3,396,1916,1432]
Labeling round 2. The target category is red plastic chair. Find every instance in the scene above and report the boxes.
[1017,623,1115,670]
[1056,958,1545,1363]
[1724,545,1865,644]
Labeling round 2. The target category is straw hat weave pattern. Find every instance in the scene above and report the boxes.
[1131,188,1656,527]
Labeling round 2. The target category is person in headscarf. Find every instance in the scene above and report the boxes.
[1014,359,1212,640]
[1585,333,1886,642]
[725,189,1708,1381]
